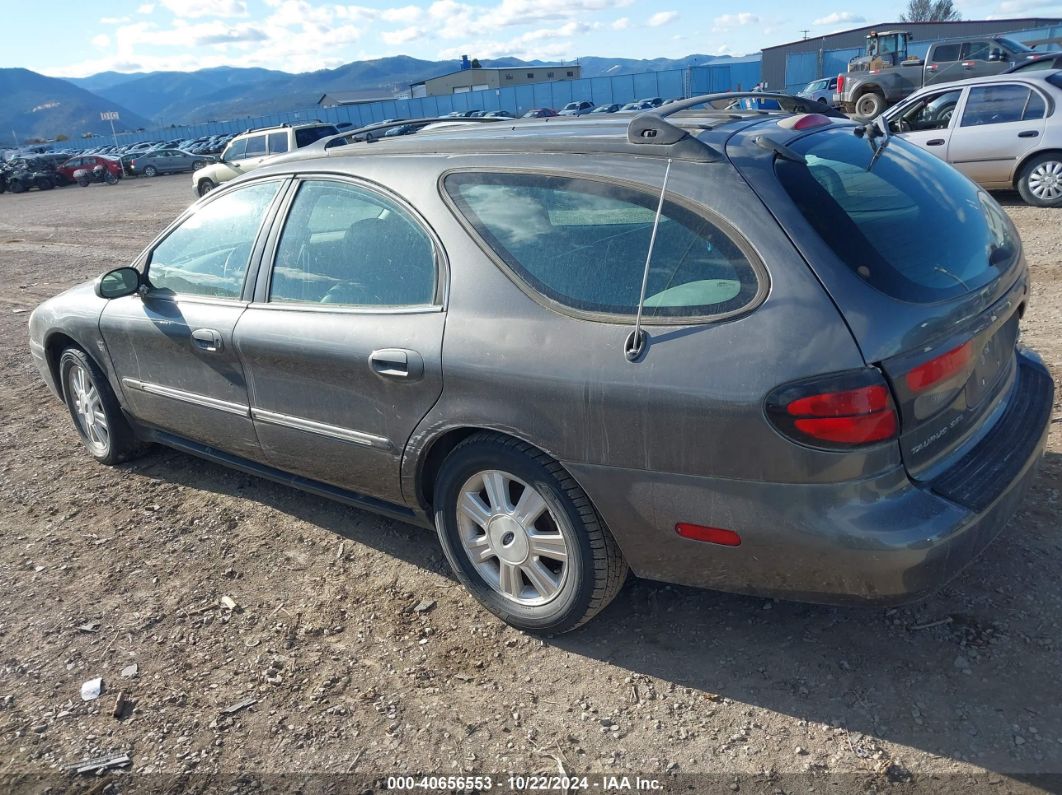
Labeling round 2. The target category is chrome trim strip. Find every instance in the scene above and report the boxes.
[251,407,392,450]
[121,378,250,417]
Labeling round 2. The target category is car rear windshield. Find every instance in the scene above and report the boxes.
[775,128,1019,303]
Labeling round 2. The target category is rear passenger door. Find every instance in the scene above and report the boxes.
[947,82,1047,186]
[234,177,445,505]
[924,43,963,85]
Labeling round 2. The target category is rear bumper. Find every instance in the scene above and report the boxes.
[566,352,1053,605]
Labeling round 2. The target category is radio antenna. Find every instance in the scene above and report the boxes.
[624,158,672,362]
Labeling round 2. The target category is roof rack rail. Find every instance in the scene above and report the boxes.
[318,116,503,150]
[627,91,845,157]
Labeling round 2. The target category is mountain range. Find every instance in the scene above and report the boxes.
[2,53,743,145]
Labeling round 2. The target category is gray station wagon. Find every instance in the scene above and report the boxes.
[28,96,1054,633]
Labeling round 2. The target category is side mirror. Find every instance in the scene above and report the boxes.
[95,267,142,299]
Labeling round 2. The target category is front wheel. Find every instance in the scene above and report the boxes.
[105,172,119,185]
[192,160,205,171]
[143,165,157,177]
[197,178,215,197]
[433,432,627,634]
[9,179,26,194]
[36,177,54,191]
[1017,153,1062,207]
[77,177,90,187]
[59,348,145,465]
[854,91,886,120]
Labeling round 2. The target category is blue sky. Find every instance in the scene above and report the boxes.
[7,0,1062,78]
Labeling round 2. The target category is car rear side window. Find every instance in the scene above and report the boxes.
[267,132,289,154]
[268,180,436,307]
[960,84,1045,126]
[444,172,761,319]
[294,126,339,148]
[775,128,1019,302]
[931,44,960,62]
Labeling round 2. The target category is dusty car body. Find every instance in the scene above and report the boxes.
[28,95,1054,632]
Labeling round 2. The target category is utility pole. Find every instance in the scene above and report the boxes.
[800,29,810,40]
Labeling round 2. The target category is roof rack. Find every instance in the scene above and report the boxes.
[318,116,503,151]
[627,91,845,150]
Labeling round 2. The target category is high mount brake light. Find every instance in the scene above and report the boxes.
[767,370,899,449]
[905,341,973,393]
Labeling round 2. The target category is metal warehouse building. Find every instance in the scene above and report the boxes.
[763,18,1062,91]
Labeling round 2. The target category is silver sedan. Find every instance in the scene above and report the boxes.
[883,70,1062,206]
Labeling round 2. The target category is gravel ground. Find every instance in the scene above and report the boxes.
[0,176,1059,794]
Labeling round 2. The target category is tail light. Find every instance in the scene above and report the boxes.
[836,74,845,94]
[766,369,899,449]
[905,341,972,393]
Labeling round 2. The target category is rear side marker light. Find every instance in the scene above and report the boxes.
[676,523,742,546]
[767,369,900,449]
[905,341,973,392]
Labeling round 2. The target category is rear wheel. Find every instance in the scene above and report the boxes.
[77,177,90,187]
[58,348,145,465]
[1017,153,1062,207]
[105,172,119,185]
[9,179,26,194]
[197,178,215,197]
[433,432,627,633]
[854,91,886,120]
[144,165,158,177]
[35,176,53,191]
[192,160,205,171]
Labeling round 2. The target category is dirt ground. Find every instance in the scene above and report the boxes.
[0,175,1059,794]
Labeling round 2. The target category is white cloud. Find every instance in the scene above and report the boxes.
[91,34,112,48]
[713,12,758,31]
[648,10,679,27]
[100,16,131,24]
[381,25,425,44]
[159,0,247,18]
[381,5,422,23]
[813,11,866,25]
[137,3,155,13]
[611,16,630,30]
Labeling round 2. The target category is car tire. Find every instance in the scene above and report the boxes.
[105,172,119,185]
[9,179,26,194]
[58,347,146,465]
[144,165,158,177]
[197,178,215,197]
[77,177,90,187]
[433,432,627,634]
[192,160,205,171]
[1017,153,1062,207]
[36,177,53,190]
[854,91,886,120]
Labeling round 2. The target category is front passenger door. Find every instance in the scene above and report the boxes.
[235,178,445,505]
[892,88,963,160]
[99,179,286,458]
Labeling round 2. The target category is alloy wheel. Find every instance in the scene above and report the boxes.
[1028,160,1062,201]
[67,363,109,454]
[456,469,570,606]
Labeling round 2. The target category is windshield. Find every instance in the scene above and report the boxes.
[775,128,1019,302]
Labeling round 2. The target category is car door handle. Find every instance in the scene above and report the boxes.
[369,348,423,379]
[927,138,945,146]
[1018,130,1040,138]
[191,328,223,352]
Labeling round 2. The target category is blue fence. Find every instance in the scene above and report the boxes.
[109,59,763,145]
[782,23,1062,91]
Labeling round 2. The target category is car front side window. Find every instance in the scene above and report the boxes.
[147,181,282,299]
[445,172,762,320]
[268,180,437,307]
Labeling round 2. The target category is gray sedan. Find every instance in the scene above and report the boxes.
[883,70,1062,205]
[28,97,1053,632]
[130,148,215,177]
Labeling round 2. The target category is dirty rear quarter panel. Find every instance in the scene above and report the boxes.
[396,151,893,506]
